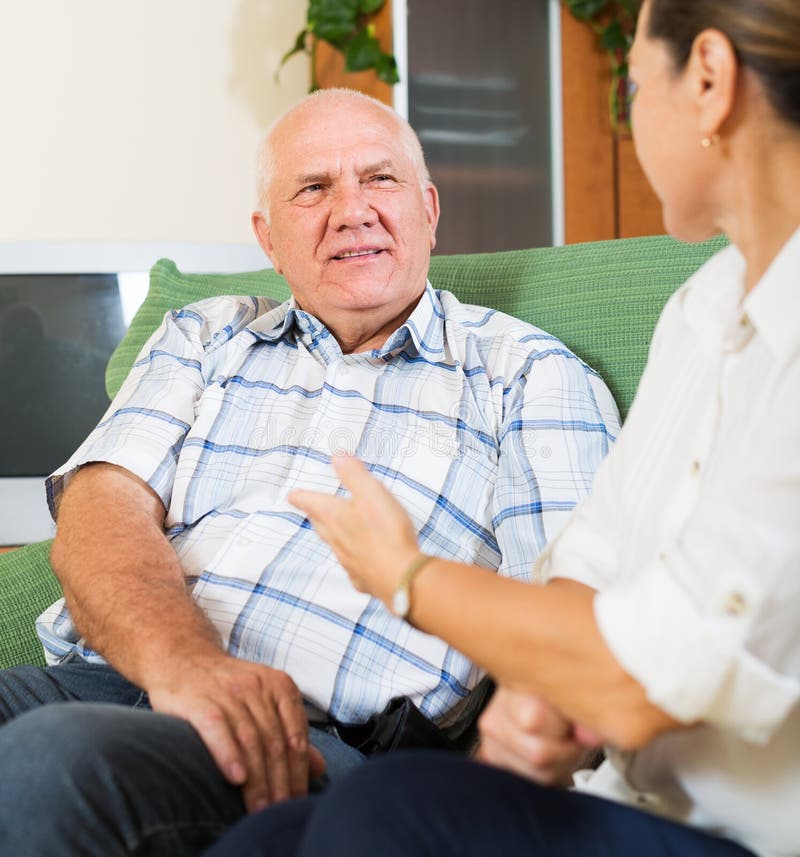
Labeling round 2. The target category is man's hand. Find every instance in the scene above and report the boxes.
[475,686,602,787]
[146,651,326,812]
[51,464,326,812]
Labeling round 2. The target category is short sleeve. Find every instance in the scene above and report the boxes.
[46,308,207,514]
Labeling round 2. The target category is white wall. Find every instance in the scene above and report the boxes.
[0,0,310,245]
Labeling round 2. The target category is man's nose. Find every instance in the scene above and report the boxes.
[329,183,379,230]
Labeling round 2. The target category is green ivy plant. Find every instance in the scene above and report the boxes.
[279,0,399,92]
[564,0,642,132]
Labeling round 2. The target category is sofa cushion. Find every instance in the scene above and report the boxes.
[0,541,61,669]
[424,235,726,419]
[106,235,726,419]
[105,261,291,398]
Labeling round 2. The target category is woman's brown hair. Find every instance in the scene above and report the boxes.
[647,0,800,126]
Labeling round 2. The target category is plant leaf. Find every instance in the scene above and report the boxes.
[358,0,386,13]
[617,0,642,18]
[276,27,309,81]
[601,19,628,51]
[565,0,608,20]
[308,0,360,45]
[376,52,399,85]
[344,27,382,72]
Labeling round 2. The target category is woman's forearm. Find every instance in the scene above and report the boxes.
[404,560,680,749]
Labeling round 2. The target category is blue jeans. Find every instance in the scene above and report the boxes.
[0,659,364,857]
[203,751,758,857]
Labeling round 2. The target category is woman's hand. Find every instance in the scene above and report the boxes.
[475,686,603,787]
[289,455,422,606]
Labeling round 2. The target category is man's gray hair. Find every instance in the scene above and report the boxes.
[255,88,431,223]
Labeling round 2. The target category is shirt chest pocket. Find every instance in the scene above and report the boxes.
[359,412,500,560]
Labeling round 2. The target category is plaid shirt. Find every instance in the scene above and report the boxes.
[39,284,619,724]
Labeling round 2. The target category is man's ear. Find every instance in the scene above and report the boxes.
[688,28,738,139]
[251,211,282,274]
[424,184,441,250]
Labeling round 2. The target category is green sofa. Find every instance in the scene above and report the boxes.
[0,234,726,671]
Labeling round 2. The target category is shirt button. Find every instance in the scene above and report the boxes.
[689,460,700,476]
[724,591,747,615]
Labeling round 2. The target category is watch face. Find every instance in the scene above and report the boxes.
[392,589,410,618]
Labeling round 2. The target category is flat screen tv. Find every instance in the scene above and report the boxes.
[0,241,270,545]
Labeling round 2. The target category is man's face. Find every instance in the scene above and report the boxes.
[252,98,439,346]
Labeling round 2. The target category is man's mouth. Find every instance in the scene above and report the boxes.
[332,248,384,261]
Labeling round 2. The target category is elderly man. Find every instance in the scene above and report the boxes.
[0,89,618,857]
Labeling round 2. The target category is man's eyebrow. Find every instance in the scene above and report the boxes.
[294,171,330,187]
[292,160,398,188]
[362,159,396,175]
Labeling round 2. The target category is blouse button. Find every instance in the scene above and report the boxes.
[724,591,747,616]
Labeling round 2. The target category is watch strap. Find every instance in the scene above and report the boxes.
[392,554,435,618]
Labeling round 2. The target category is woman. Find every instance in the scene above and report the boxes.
[206,0,799,854]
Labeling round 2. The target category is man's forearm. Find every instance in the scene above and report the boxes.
[50,462,222,689]
[50,462,324,810]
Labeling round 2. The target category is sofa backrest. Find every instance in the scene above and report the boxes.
[107,234,726,420]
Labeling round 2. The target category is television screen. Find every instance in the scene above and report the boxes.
[0,240,269,545]
[0,273,147,477]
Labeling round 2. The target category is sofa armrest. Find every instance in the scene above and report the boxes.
[0,541,62,669]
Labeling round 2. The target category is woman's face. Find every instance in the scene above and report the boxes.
[628,1,720,241]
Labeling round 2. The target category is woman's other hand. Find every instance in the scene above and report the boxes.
[475,686,603,787]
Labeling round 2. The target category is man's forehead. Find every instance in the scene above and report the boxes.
[274,134,412,184]
[275,102,403,152]
[294,155,398,179]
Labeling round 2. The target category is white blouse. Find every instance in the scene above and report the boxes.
[540,229,800,857]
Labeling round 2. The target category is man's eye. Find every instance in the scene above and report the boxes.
[371,175,395,183]
[300,183,324,193]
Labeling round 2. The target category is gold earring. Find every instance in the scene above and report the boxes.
[701,134,720,148]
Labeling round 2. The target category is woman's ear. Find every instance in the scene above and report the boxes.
[688,28,738,139]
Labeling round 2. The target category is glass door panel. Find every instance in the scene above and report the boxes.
[405,0,553,253]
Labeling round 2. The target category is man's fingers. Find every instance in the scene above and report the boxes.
[275,682,313,797]
[243,693,294,808]
[233,700,279,811]
[191,703,250,787]
[309,745,327,779]
[148,660,319,813]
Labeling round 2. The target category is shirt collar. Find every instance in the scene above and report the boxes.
[377,282,447,361]
[680,226,800,362]
[743,225,800,363]
[245,298,329,345]
[680,241,746,349]
[244,282,448,363]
